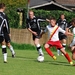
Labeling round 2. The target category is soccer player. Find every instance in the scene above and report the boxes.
[57,14,68,56]
[1,3,15,58]
[44,17,73,65]
[0,3,9,63]
[26,10,46,59]
[69,18,75,60]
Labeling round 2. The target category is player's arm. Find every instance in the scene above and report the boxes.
[59,27,73,36]
[65,31,73,36]
[27,28,37,36]
[37,18,50,22]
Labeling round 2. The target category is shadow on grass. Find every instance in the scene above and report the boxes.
[8,55,37,61]
[8,55,73,67]
[44,60,72,66]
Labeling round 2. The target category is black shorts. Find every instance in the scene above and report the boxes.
[4,33,11,43]
[59,33,67,40]
[32,31,41,40]
[33,34,41,40]
[0,36,4,43]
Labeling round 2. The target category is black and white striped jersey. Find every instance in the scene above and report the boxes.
[0,12,9,36]
[57,19,68,30]
[26,16,46,32]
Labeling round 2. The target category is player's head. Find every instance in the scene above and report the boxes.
[0,3,6,12]
[60,13,65,20]
[71,18,75,27]
[50,17,56,27]
[29,10,34,19]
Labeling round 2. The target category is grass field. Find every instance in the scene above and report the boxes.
[0,49,75,75]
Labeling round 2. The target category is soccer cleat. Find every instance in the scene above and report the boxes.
[53,56,57,60]
[39,54,44,56]
[12,53,15,58]
[4,61,7,63]
[70,61,73,65]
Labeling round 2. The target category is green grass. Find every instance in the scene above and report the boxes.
[0,49,75,75]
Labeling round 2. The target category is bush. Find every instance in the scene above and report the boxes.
[33,9,75,27]
[6,7,19,28]
[5,7,75,29]
[10,42,36,50]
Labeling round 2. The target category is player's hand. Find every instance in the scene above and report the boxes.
[46,19,50,22]
[65,32,73,36]
[9,34,11,37]
[33,32,38,36]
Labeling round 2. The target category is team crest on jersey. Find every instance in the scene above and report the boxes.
[34,19,36,22]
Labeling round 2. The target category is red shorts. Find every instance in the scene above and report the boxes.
[47,40,63,49]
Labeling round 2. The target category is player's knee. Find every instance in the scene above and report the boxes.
[7,43,10,47]
[44,44,49,48]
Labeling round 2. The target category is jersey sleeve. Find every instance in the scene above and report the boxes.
[37,17,46,22]
[6,15,10,34]
[73,28,75,34]
[58,27,66,34]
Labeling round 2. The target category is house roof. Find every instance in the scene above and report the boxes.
[29,0,73,11]
[56,0,75,7]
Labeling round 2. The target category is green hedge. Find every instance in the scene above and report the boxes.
[10,42,36,50]
[33,9,75,27]
[5,8,75,29]
[5,7,20,28]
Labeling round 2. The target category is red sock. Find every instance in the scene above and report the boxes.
[64,53,72,62]
[45,48,54,57]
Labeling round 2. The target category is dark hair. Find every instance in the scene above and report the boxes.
[50,17,56,21]
[71,18,75,24]
[0,3,5,9]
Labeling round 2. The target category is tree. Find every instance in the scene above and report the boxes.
[0,0,27,8]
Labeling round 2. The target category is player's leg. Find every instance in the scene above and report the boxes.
[44,43,56,60]
[61,39,66,55]
[57,34,62,56]
[60,48,73,65]
[56,41,73,65]
[1,39,7,63]
[34,38,44,56]
[7,42,15,57]
[5,34,15,57]
[57,49,60,56]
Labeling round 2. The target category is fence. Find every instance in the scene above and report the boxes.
[10,28,73,45]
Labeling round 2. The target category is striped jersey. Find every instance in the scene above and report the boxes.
[0,12,9,36]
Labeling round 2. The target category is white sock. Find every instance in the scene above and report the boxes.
[57,50,60,55]
[62,44,66,50]
[9,45,15,55]
[36,44,44,55]
[3,53,7,62]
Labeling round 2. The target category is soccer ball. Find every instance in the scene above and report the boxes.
[37,56,44,62]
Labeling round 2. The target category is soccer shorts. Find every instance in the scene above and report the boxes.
[59,33,67,40]
[32,34,41,40]
[47,40,63,49]
[4,33,11,43]
[32,30,41,40]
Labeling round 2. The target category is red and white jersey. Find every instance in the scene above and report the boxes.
[46,25,66,41]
